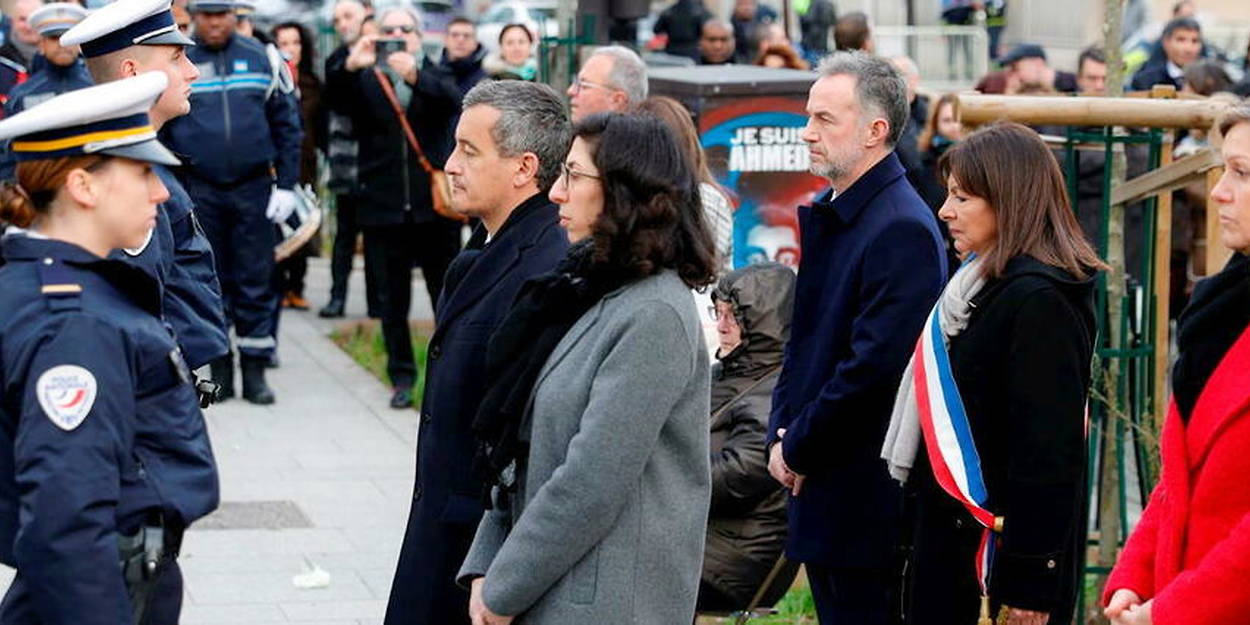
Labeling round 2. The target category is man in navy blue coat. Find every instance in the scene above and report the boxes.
[384,80,570,625]
[767,52,948,624]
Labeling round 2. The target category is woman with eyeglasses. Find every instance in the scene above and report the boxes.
[326,5,464,408]
[457,113,719,625]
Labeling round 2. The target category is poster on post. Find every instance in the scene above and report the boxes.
[650,66,827,270]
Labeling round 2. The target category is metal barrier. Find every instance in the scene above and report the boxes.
[874,25,991,91]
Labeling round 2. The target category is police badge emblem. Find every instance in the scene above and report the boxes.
[36,364,98,431]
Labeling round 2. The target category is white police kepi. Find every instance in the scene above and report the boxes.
[0,71,180,166]
[29,3,88,38]
[59,0,194,59]
[234,0,255,17]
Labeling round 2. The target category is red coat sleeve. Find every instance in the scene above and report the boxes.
[1102,480,1165,605]
[1151,510,1250,624]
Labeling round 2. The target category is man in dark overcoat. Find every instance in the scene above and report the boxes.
[383,80,571,625]
[766,51,948,624]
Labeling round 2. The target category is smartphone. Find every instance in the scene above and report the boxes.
[376,38,407,62]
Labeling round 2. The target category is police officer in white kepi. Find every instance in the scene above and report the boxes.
[0,71,220,625]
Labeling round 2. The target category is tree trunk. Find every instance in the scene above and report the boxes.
[1092,1,1127,623]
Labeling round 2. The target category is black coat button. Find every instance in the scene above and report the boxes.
[413,485,423,500]
[429,344,442,360]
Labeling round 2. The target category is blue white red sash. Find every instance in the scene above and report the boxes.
[913,296,1002,601]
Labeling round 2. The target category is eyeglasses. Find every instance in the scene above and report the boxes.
[560,162,601,188]
[382,24,415,34]
[571,77,620,97]
[707,303,739,321]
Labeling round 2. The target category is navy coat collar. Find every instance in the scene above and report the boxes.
[3,233,104,265]
[435,193,560,330]
[810,151,906,225]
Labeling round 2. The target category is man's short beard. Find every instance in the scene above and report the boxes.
[810,161,845,182]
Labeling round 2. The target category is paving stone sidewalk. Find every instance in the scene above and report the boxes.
[0,257,429,625]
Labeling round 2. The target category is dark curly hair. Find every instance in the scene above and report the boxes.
[574,113,718,289]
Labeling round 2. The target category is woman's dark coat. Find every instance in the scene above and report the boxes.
[906,256,1097,625]
[702,264,794,607]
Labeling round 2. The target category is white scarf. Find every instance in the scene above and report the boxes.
[881,255,987,483]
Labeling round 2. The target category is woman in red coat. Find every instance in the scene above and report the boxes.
[1103,108,1250,625]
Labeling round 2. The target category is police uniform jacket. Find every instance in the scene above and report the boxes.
[98,165,228,370]
[907,256,1096,625]
[324,52,460,228]
[2,57,92,116]
[162,32,302,189]
[0,57,95,179]
[0,234,219,625]
[158,163,229,368]
[0,56,26,119]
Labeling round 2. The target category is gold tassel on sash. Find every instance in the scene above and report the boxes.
[977,595,993,625]
[977,517,1006,625]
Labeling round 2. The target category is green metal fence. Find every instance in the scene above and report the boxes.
[1061,126,1166,621]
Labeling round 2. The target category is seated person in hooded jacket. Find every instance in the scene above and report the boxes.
[698,262,798,612]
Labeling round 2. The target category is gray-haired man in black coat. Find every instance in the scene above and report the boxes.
[383,80,570,625]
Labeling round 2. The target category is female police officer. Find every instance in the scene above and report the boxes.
[0,71,218,625]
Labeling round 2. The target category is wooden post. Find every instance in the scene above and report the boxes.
[1206,166,1233,275]
[958,94,1231,129]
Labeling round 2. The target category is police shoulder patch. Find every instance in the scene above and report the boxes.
[36,364,98,431]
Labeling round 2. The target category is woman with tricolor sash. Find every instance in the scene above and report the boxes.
[882,122,1105,625]
[1101,108,1250,625]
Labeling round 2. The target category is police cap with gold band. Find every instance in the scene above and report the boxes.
[29,3,88,38]
[0,71,180,166]
[59,0,194,58]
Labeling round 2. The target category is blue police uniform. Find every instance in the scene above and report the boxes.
[2,57,91,116]
[0,56,26,118]
[0,57,94,179]
[152,164,230,368]
[0,234,219,625]
[57,0,230,371]
[0,68,219,625]
[162,31,303,361]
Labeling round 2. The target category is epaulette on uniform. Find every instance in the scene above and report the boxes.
[35,257,82,312]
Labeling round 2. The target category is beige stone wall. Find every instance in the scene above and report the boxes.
[1154,0,1250,22]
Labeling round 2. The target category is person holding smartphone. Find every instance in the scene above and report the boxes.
[325,5,463,409]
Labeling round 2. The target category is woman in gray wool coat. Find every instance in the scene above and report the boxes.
[457,112,721,625]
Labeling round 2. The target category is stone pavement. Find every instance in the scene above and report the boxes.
[0,256,433,625]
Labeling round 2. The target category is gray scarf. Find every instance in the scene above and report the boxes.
[881,256,986,483]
